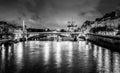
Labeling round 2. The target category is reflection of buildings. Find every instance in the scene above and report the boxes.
[92,44,120,73]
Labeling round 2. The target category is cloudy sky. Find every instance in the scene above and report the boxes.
[0,0,120,29]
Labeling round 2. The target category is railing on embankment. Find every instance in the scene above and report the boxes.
[86,33,120,52]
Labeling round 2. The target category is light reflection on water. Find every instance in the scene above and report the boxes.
[113,53,120,73]
[55,42,62,68]
[104,49,111,73]
[0,41,120,73]
[14,43,24,72]
[44,42,50,65]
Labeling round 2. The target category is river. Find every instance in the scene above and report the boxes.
[0,41,120,73]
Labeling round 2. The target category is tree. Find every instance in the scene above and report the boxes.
[60,29,66,32]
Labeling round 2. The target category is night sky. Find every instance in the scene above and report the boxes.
[0,0,120,29]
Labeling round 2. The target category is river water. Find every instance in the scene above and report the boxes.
[0,41,120,73]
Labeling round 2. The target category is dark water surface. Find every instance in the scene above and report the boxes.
[0,41,120,73]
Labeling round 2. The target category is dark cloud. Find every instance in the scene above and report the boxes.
[31,14,41,21]
[23,0,46,13]
[1,0,119,29]
[0,0,19,5]
[0,0,21,10]
[18,11,27,17]
[97,0,120,14]
[0,0,100,28]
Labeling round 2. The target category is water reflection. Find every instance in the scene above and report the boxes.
[104,49,111,73]
[14,43,24,73]
[15,43,23,64]
[55,42,62,68]
[113,53,120,73]
[0,41,120,73]
[0,44,15,73]
[43,42,50,65]
[67,42,73,67]
[97,47,104,72]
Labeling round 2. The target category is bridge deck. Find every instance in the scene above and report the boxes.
[27,32,82,34]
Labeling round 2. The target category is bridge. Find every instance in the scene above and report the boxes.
[20,31,83,41]
[26,32,82,37]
